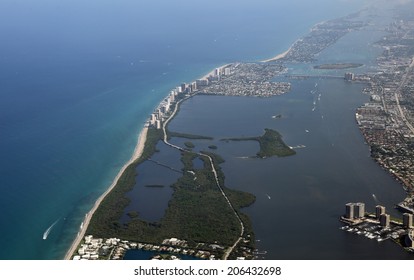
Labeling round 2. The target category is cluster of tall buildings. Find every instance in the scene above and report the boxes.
[345,202,365,220]
[147,65,233,130]
[149,91,176,129]
[344,202,414,229]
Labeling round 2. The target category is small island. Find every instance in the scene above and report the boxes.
[313,63,363,70]
[222,128,296,158]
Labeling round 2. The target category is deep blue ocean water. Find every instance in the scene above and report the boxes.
[0,0,379,259]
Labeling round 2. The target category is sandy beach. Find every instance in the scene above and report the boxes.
[261,48,290,63]
[261,39,299,63]
[64,125,149,260]
[200,63,232,80]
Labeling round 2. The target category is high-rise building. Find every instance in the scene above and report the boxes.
[403,213,413,229]
[380,214,390,228]
[181,83,187,92]
[191,82,197,91]
[345,203,355,219]
[215,68,221,76]
[224,67,231,76]
[344,72,355,81]
[355,202,365,218]
[196,79,209,87]
[376,205,386,219]
[150,114,156,126]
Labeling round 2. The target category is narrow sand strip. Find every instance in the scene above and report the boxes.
[64,126,148,260]
[200,63,232,80]
[261,47,291,63]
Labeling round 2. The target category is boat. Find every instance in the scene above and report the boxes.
[43,219,60,240]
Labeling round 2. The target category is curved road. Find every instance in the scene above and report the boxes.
[162,95,245,260]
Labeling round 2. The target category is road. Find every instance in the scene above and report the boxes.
[394,57,414,135]
[162,95,245,260]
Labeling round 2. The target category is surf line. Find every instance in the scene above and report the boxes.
[43,218,60,240]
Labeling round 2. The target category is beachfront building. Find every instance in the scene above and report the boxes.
[215,67,221,76]
[196,79,209,87]
[191,82,197,92]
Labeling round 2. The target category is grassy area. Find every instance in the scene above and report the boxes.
[222,128,296,158]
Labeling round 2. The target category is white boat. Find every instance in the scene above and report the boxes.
[43,219,60,240]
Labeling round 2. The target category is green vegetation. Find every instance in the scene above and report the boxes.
[87,128,255,249]
[168,131,214,140]
[208,145,218,150]
[86,127,163,237]
[222,128,296,158]
[184,142,195,149]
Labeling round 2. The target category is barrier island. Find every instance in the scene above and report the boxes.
[66,11,373,261]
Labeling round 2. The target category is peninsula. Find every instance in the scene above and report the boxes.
[66,3,414,260]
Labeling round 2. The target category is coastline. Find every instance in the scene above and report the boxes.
[64,125,149,260]
[62,31,301,259]
[201,63,233,80]
[261,42,294,63]
[64,62,231,260]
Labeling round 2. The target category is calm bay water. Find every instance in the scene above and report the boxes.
[168,79,412,259]
[0,0,400,259]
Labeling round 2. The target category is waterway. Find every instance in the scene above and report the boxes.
[163,12,414,259]
[167,78,412,259]
[0,0,405,259]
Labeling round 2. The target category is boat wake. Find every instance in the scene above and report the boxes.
[372,193,380,204]
[43,218,60,240]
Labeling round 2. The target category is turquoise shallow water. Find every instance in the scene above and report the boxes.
[0,0,374,259]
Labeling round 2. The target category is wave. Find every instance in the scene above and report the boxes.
[43,218,60,240]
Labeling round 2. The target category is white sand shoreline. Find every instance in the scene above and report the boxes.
[64,45,290,260]
[64,126,148,260]
[261,40,298,63]
[200,63,232,80]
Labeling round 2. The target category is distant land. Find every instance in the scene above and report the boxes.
[313,63,364,70]
[66,1,414,260]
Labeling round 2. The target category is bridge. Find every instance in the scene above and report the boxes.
[284,74,344,79]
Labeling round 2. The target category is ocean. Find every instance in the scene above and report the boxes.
[0,0,386,259]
